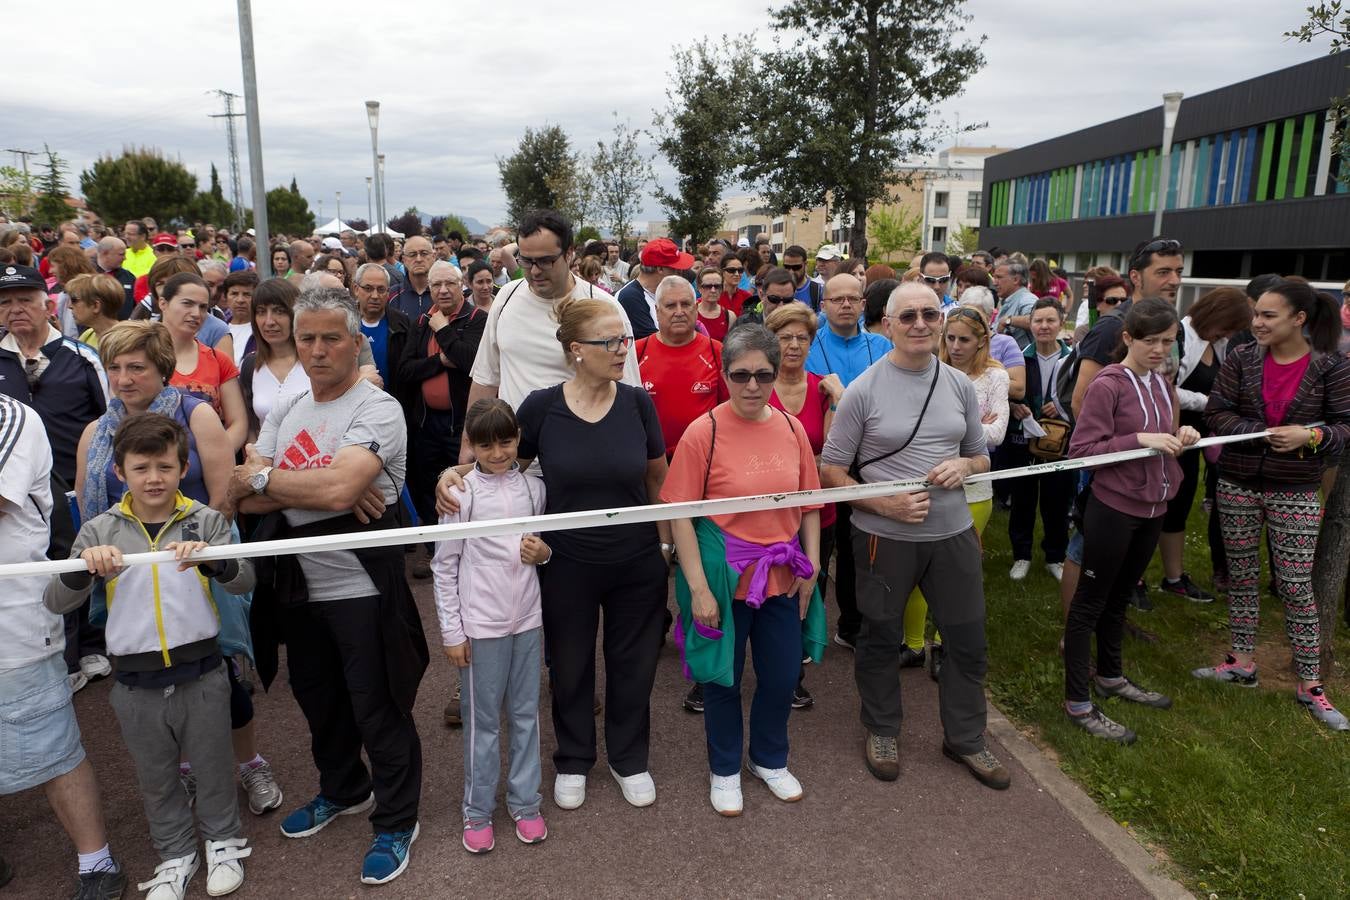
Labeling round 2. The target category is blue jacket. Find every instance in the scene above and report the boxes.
[0,329,108,484]
[805,324,892,387]
[615,279,658,339]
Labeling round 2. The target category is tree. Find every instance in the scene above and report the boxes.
[265,178,315,236]
[1287,1,1349,186]
[551,161,598,237]
[0,164,36,218]
[387,206,424,238]
[187,163,235,228]
[430,213,471,238]
[80,147,198,225]
[654,39,755,244]
[592,114,654,245]
[946,223,980,256]
[497,125,577,227]
[33,145,72,225]
[737,0,984,259]
[868,206,923,262]
[345,217,369,233]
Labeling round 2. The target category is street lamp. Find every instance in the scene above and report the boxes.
[378,153,386,231]
[1152,91,1184,238]
[365,100,382,234]
[366,177,373,231]
[335,191,341,227]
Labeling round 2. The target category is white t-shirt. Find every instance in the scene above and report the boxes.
[228,323,254,366]
[469,277,641,410]
[253,359,312,428]
[0,396,63,670]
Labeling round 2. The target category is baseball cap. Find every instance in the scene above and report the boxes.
[151,232,178,248]
[815,245,841,261]
[639,238,695,271]
[322,236,342,251]
[0,264,44,291]
[737,237,750,248]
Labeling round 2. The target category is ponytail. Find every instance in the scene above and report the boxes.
[1264,279,1341,354]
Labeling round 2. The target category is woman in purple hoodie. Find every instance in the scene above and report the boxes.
[1063,299,1199,744]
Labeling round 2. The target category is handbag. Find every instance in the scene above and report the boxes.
[1028,417,1072,461]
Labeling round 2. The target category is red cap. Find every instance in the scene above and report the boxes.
[639,238,694,271]
[151,232,178,248]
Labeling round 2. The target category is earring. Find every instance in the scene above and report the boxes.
[575,356,582,363]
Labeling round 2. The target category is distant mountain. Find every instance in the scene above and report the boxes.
[418,212,490,235]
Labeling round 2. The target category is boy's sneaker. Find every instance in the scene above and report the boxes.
[746,762,803,801]
[1094,677,1173,709]
[137,852,198,900]
[462,822,494,854]
[514,814,548,844]
[553,773,587,810]
[1192,655,1259,687]
[1159,573,1215,603]
[899,645,926,669]
[74,859,126,900]
[682,683,704,714]
[360,822,419,885]
[709,773,743,817]
[1296,684,1350,731]
[863,732,899,781]
[203,837,250,896]
[180,768,197,808]
[444,683,462,727]
[240,760,283,815]
[1009,559,1031,581]
[1066,705,1137,745]
[79,653,112,681]
[791,684,814,709]
[280,792,374,838]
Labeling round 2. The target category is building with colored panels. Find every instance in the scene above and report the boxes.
[980,52,1349,281]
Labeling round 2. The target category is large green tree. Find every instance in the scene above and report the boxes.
[592,114,653,245]
[497,125,578,228]
[387,206,424,238]
[79,147,197,225]
[265,178,315,236]
[738,0,984,259]
[654,39,755,243]
[187,163,235,227]
[33,145,72,225]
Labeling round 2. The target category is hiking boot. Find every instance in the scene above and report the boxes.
[360,822,419,885]
[1009,559,1030,581]
[203,837,251,896]
[899,645,926,669]
[1192,654,1259,687]
[240,759,283,815]
[137,852,198,900]
[746,762,803,801]
[1094,677,1173,709]
[514,814,548,844]
[942,743,1011,790]
[1066,705,1137,744]
[72,861,127,900]
[863,732,899,781]
[791,684,814,709]
[1296,684,1350,731]
[682,683,704,714]
[1159,573,1215,603]
[444,683,462,727]
[462,822,494,854]
[1128,583,1154,612]
[928,643,944,683]
[280,793,375,839]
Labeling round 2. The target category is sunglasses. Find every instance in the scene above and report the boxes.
[783,263,804,272]
[153,245,177,252]
[700,282,723,290]
[178,243,196,250]
[1131,238,1183,268]
[946,307,988,331]
[727,369,775,384]
[888,308,942,325]
[921,274,951,285]
[1101,296,1125,306]
[723,266,744,274]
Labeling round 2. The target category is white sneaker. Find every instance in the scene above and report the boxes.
[79,653,112,680]
[204,837,251,896]
[1009,560,1031,581]
[608,766,656,807]
[67,670,88,694]
[553,774,587,810]
[746,763,803,802]
[137,852,198,900]
[709,773,742,816]
[1045,562,1064,582]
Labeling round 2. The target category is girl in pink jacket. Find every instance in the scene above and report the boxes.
[432,399,550,854]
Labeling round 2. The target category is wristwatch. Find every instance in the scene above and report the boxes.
[248,466,273,495]
[660,542,677,559]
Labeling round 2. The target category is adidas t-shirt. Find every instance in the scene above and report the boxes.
[255,378,407,602]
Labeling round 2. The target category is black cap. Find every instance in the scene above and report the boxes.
[0,265,45,291]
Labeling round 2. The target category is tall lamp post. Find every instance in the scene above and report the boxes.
[335,191,341,227]
[365,101,382,235]
[1152,91,1184,238]
[378,154,386,231]
[366,177,373,231]
[236,0,269,277]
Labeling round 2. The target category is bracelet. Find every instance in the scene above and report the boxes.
[1306,426,1324,453]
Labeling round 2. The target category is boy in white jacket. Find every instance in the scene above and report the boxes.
[433,399,550,854]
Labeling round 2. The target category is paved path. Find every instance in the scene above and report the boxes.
[3,573,1163,898]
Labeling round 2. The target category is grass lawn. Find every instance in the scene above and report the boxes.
[977,496,1350,899]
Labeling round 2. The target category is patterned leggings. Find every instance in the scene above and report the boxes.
[1216,480,1322,681]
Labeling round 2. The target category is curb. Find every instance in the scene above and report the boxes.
[985,701,1194,900]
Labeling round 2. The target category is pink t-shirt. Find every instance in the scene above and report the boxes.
[1261,352,1311,425]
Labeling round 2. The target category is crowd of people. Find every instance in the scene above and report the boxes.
[2,208,1349,899]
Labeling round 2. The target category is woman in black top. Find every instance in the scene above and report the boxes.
[512,298,672,813]
[1157,288,1251,600]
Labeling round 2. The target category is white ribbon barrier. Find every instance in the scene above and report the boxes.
[1,430,1271,579]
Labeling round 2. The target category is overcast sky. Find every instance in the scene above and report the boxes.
[4,1,1336,231]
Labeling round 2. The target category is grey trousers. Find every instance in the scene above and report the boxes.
[109,662,241,859]
[461,627,543,825]
[852,527,989,755]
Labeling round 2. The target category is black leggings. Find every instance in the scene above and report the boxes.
[1064,495,1164,703]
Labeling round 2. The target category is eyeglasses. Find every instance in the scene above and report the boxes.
[576,335,634,353]
[518,252,563,270]
[723,266,744,274]
[777,333,811,345]
[887,308,942,326]
[1130,238,1183,268]
[404,250,434,259]
[921,274,951,285]
[826,295,861,306]
[326,267,346,277]
[430,279,462,291]
[726,369,775,384]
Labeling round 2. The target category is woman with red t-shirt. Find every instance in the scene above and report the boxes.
[697,270,735,342]
[159,271,248,451]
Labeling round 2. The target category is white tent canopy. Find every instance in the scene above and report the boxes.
[362,225,404,238]
[314,218,354,236]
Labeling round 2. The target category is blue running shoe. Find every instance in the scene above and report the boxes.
[361,822,420,885]
[280,793,374,839]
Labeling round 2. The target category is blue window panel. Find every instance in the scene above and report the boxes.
[1096,160,1107,217]
[1237,127,1257,203]
[1030,174,1040,223]
[1206,132,1225,206]
[1167,149,1183,210]
[1102,157,1117,216]
[1084,162,1099,217]
[1041,172,1051,221]
[1115,155,1131,216]
[1223,130,1241,204]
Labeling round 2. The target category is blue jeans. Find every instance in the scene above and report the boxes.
[703,594,802,776]
[461,627,543,825]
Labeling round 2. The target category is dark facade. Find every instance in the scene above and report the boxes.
[980,52,1350,280]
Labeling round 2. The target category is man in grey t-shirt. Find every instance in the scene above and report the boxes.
[821,281,1010,792]
[229,288,422,885]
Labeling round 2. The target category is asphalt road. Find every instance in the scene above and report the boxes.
[2,571,1152,899]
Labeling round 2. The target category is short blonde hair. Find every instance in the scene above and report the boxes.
[99,321,175,382]
[66,273,124,319]
[763,302,818,339]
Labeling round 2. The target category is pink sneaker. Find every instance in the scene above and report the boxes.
[462,822,494,854]
[514,814,548,844]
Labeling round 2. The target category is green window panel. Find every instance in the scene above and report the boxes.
[1142,149,1156,213]
[1127,151,1142,214]
[1274,117,1295,201]
[1256,122,1276,202]
[1294,113,1315,198]
[1193,138,1211,207]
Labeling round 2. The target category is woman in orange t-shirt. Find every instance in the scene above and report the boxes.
[662,324,821,817]
[159,271,248,451]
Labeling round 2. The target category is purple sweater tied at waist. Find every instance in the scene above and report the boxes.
[722,533,813,607]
